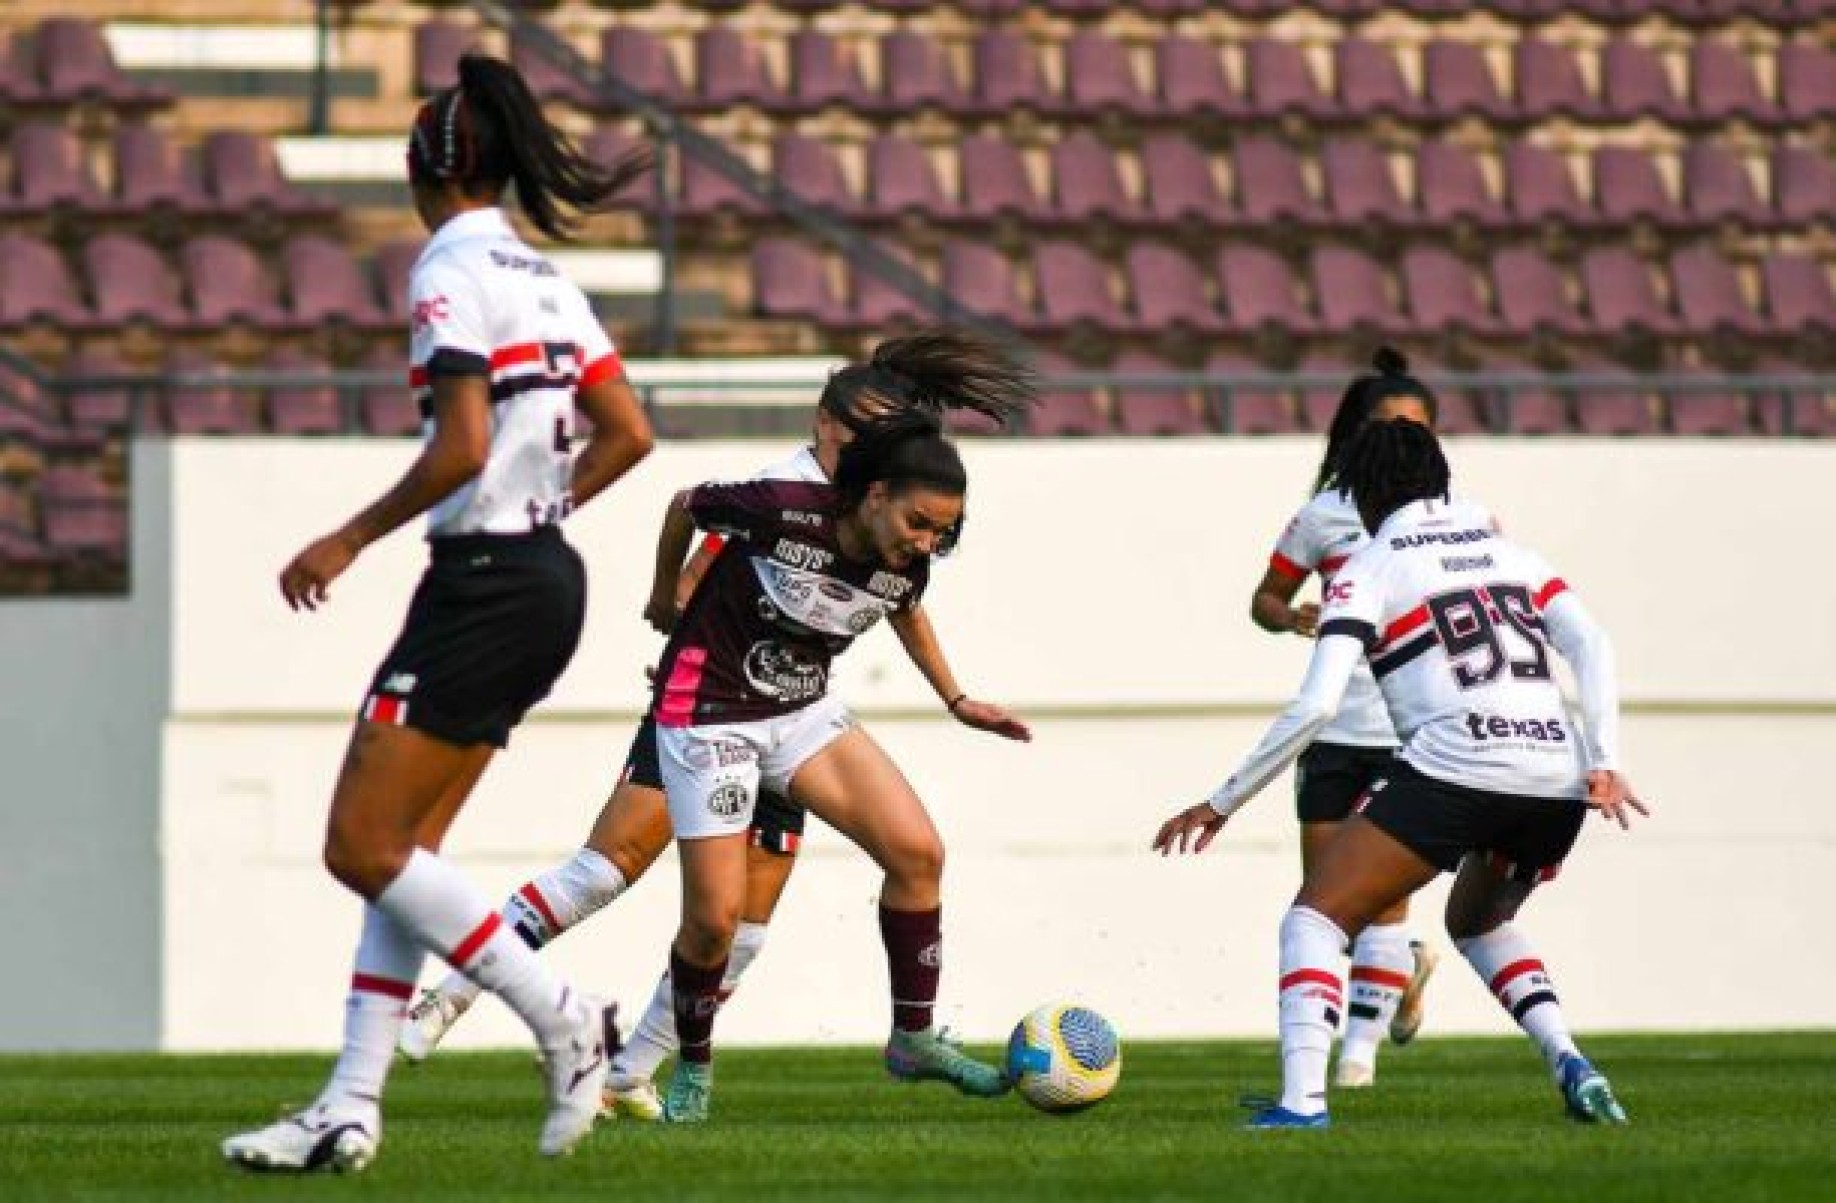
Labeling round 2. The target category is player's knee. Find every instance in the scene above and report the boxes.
[321,826,410,897]
[886,829,945,890]
[680,899,741,962]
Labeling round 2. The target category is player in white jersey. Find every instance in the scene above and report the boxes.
[395,331,1032,1118]
[224,55,654,1174]
[1158,420,1646,1131]
[1251,349,1471,1085]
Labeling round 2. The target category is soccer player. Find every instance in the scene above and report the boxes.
[1248,348,1464,1086]
[653,344,1035,1122]
[221,55,655,1172]
[1156,419,1645,1130]
[395,333,1028,1118]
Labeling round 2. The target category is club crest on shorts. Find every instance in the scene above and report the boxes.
[707,780,749,819]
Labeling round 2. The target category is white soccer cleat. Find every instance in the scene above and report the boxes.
[605,1073,664,1122]
[537,995,613,1157]
[398,988,469,1065]
[221,1105,377,1174]
[1390,941,1440,1046]
[1334,1060,1376,1089]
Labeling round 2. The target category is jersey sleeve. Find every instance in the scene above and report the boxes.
[683,480,776,540]
[574,291,623,390]
[408,259,492,384]
[1268,501,1325,582]
[1315,548,1387,650]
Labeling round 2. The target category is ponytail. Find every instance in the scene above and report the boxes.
[820,326,1038,433]
[1313,345,1440,494]
[408,53,651,242]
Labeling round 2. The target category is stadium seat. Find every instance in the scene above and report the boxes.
[1064,32,1155,118]
[695,27,778,111]
[1422,39,1513,122]
[511,28,600,111]
[1599,39,1689,125]
[1754,358,1836,437]
[1666,378,1752,435]
[1592,146,1690,229]
[39,464,125,556]
[266,349,343,436]
[1683,143,1768,227]
[847,253,931,329]
[1124,243,1222,334]
[163,351,263,435]
[1030,352,1109,436]
[358,345,420,436]
[35,18,170,109]
[1582,247,1678,336]
[958,134,1047,222]
[1112,351,1207,436]
[1310,246,1397,336]
[63,350,138,433]
[1218,244,1316,337]
[8,122,103,212]
[1205,351,1303,434]
[413,20,472,95]
[1050,132,1139,224]
[0,235,92,329]
[283,236,391,329]
[1244,37,1333,121]
[181,236,296,330]
[1232,136,1322,225]
[772,133,856,219]
[1491,247,1587,337]
[787,30,870,114]
[1569,356,1662,434]
[1032,242,1127,333]
[1140,134,1228,227]
[1321,137,1412,227]
[1483,357,1573,433]
[200,132,327,217]
[1777,42,1836,123]
[83,234,190,329]
[1689,41,1778,126]
[881,29,963,113]
[1336,38,1422,122]
[1505,142,1594,228]
[1773,144,1834,226]
[751,239,844,324]
[1761,253,1836,337]
[1156,36,1240,118]
[1402,246,1501,337]
[942,241,1029,327]
[971,30,1051,116]
[1514,38,1603,123]
[605,27,688,109]
[1415,141,1507,227]
[1668,245,1766,338]
[864,135,953,221]
[112,124,210,219]
[681,152,766,218]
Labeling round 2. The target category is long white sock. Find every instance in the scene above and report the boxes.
[318,905,425,1118]
[1276,905,1348,1116]
[1456,924,1579,1078]
[431,849,628,1009]
[1339,921,1413,1069]
[611,921,771,1081]
[375,849,583,1048]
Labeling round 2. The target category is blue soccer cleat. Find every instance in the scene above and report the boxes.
[1243,1104,1331,1131]
[1559,1054,1629,1125]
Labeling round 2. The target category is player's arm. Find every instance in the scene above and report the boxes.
[569,364,654,512]
[889,604,1030,742]
[673,536,725,613]
[1251,562,1318,637]
[644,490,698,634]
[278,375,490,611]
[1540,586,1648,829]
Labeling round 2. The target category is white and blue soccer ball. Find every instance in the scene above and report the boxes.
[1004,1003,1122,1113]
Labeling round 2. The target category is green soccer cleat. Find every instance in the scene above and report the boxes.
[661,1061,712,1124]
[1559,1054,1629,1125]
[884,1028,1011,1098]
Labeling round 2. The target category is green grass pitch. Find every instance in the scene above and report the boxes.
[2,1034,1830,1201]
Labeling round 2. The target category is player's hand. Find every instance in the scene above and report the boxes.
[1291,603,1321,638]
[950,698,1032,742]
[1153,802,1228,856]
[279,529,360,611]
[1586,769,1648,830]
[643,593,678,635]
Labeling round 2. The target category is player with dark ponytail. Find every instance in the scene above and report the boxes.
[395,329,1037,1117]
[225,54,654,1173]
[1160,419,1644,1131]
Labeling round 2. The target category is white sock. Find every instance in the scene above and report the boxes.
[375,849,583,1049]
[1339,921,1413,1069]
[1456,924,1579,1078]
[612,921,770,1082]
[319,905,424,1117]
[1276,906,1348,1116]
[431,849,628,1010]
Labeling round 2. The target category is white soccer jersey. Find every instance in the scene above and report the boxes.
[1269,488,1493,749]
[1319,499,1603,799]
[406,207,621,537]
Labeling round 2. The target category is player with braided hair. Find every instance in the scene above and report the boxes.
[1158,419,1646,1130]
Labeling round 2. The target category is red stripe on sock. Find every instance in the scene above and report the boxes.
[1280,968,1343,994]
[1489,958,1544,995]
[350,972,414,1001]
[518,883,562,933]
[1350,966,1412,990]
[451,913,502,968]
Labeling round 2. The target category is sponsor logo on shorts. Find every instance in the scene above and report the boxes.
[1463,713,1569,743]
[688,740,754,770]
[707,781,749,819]
[742,641,827,702]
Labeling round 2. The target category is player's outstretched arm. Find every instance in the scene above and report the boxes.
[278,375,491,611]
[889,605,1031,742]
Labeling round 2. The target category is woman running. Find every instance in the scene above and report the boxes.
[1157,419,1645,1130]
[395,333,1027,1119]
[222,54,654,1172]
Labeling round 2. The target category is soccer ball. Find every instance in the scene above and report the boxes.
[1004,1003,1122,1113]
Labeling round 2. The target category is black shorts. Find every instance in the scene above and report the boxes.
[363,528,586,749]
[622,714,807,855]
[1295,742,1398,823]
[1359,760,1587,882]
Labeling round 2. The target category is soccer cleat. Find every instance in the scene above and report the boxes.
[1334,1060,1376,1089]
[1559,1054,1629,1125]
[1390,940,1440,1046]
[884,1027,1011,1098]
[605,1073,664,1122]
[1243,1104,1331,1131]
[661,1061,713,1124]
[398,988,470,1065]
[536,997,614,1157]
[222,1105,377,1174]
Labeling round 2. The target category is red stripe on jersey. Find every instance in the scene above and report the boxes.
[450,913,502,968]
[1280,968,1343,995]
[490,342,545,371]
[1268,551,1309,582]
[579,351,622,389]
[408,366,428,389]
[1489,958,1545,996]
[1349,966,1412,991]
[518,883,562,933]
[1534,578,1569,609]
[350,972,414,1001]
[1378,604,1430,650]
[1319,553,1349,578]
[364,695,407,726]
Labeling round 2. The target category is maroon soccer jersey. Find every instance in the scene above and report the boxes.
[652,479,930,726]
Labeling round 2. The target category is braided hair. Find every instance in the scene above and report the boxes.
[407,53,651,242]
[1313,346,1440,494]
[819,327,1038,435]
[1338,416,1452,533]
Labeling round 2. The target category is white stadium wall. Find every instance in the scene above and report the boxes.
[2,435,1832,1051]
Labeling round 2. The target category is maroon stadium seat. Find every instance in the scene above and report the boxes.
[1113,351,1206,436]
[1336,38,1422,121]
[1761,253,1836,336]
[696,27,779,110]
[1422,39,1512,122]
[1233,135,1321,225]
[681,152,765,218]
[942,241,1028,327]
[1777,42,1836,124]
[1773,144,1834,226]
[1205,351,1302,434]
[1244,38,1333,120]
[772,133,856,218]
[1156,36,1239,118]
[1415,141,1507,227]
[1310,246,1397,336]
[787,30,871,114]
[1666,375,1752,436]
[1483,357,1573,434]
[1030,352,1109,436]
[83,233,190,328]
[1051,132,1138,223]
[1683,142,1767,226]
[35,18,169,108]
[1402,246,1500,336]
[1754,358,1836,437]
[1569,356,1661,435]
[1669,245,1766,337]
[1592,145,1689,228]
[0,234,92,329]
[1514,38,1603,122]
[283,235,391,328]
[848,254,930,328]
[1504,142,1593,227]
[958,134,1046,221]
[181,235,294,330]
[1321,137,1411,227]
[1141,134,1228,226]
[9,122,102,212]
[1125,243,1222,334]
[360,345,420,436]
[266,349,343,436]
[63,350,138,432]
[1581,247,1677,335]
[164,350,264,434]
[1218,244,1316,336]
[880,29,963,113]
[605,28,688,108]
[865,135,952,221]
[971,30,1051,116]
[1689,41,1778,126]
[511,28,599,110]
[201,132,325,215]
[1064,32,1154,118]
[413,20,472,95]
[40,464,125,556]
[112,124,210,217]
[751,239,844,324]
[1491,247,1585,338]
[1032,242,1127,332]
[1600,39,1688,124]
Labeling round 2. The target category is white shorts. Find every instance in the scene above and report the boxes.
[657,695,854,841]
